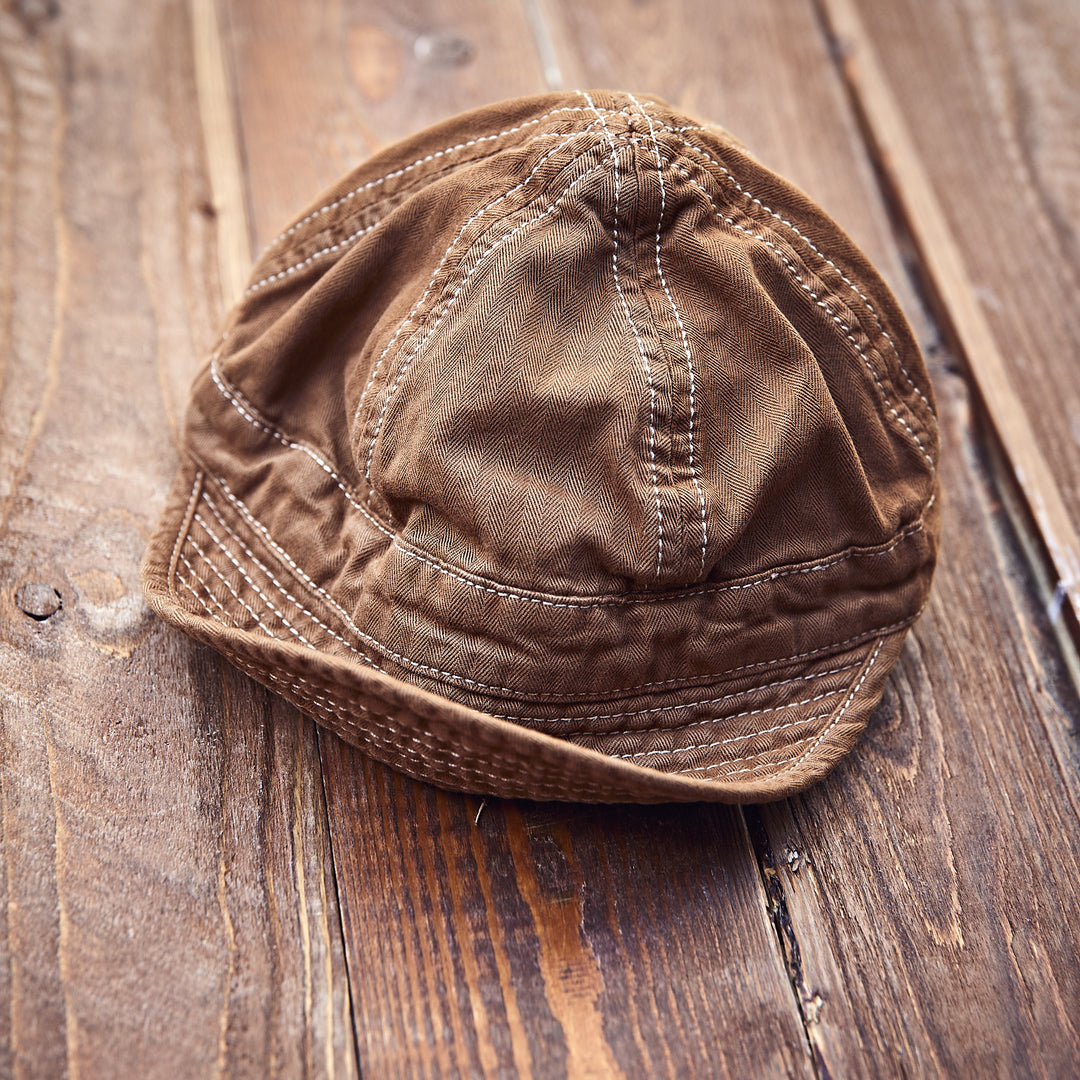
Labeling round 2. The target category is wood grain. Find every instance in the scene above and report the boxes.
[820,0,1080,642]
[540,0,1080,1072]
[323,746,813,1079]
[0,2,354,1076]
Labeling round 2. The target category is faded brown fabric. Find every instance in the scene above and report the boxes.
[141,90,940,803]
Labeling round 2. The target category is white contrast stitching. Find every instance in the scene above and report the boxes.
[199,493,382,671]
[209,350,929,604]
[190,517,317,649]
[610,686,845,759]
[507,661,858,725]
[263,102,622,252]
[354,113,605,475]
[208,350,928,603]
[201,472,920,700]
[361,133,639,490]
[182,522,872,734]
[209,358,395,541]
[246,219,380,295]
[631,93,709,576]
[391,520,923,609]
[177,562,238,627]
[585,92,666,578]
[185,534,293,643]
[680,637,885,777]
[169,473,203,581]
[241,664,617,799]
[672,163,936,472]
[247,129,602,297]
[672,136,936,428]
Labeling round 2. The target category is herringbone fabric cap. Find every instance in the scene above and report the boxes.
[141,90,940,802]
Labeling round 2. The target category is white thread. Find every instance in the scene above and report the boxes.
[210,357,927,604]
[353,112,605,459]
[247,129,605,297]
[200,473,920,699]
[262,103,629,252]
[585,92,666,579]
[169,473,203,579]
[177,563,238,626]
[246,219,380,295]
[208,355,928,603]
[612,687,845,760]
[391,520,923,609]
[182,513,869,734]
[211,121,936,604]
[200,473,921,700]
[362,146,619,486]
[630,93,708,576]
[283,653,855,728]
[200,494,380,670]
[672,137,937,429]
[240,664,619,800]
[681,637,885,778]
[181,556,888,796]
[210,359,394,541]
[191,513,316,650]
[185,533,294,644]
[507,663,857,726]
[673,164,936,472]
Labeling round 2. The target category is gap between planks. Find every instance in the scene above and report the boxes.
[815,0,1080,660]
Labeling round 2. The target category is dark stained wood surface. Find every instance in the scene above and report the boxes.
[1,0,1079,1077]
[0,3,355,1077]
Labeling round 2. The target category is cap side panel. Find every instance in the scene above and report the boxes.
[665,131,939,456]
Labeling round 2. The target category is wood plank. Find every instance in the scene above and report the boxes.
[324,749,813,1078]
[0,2,355,1076]
[538,0,1080,1073]
[221,0,815,1074]
[820,0,1080,643]
[757,356,1080,1074]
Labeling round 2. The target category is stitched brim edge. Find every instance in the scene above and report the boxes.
[141,458,909,804]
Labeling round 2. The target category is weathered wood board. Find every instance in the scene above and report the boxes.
[0,3,354,1077]
[1,0,1078,1076]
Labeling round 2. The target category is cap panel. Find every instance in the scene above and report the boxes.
[359,139,670,596]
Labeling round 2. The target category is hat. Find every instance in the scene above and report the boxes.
[142,90,940,803]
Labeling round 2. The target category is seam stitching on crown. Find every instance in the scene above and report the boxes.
[585,91,666,579]
[631,92,710,580]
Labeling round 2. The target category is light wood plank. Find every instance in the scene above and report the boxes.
[0,2,355,1075]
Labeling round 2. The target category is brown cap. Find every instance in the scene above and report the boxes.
[142,90,940,803]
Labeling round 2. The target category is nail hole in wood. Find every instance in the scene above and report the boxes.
[15,582,63,621]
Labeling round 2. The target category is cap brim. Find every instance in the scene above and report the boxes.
[143,458,907,804]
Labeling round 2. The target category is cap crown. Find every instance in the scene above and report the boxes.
[155,91,940,800]
[346,104,931,599]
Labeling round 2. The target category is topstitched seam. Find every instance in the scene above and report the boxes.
[208,354,931,605]
[585,91,666,579]
[192,499,877,731]
[263,103,639,252]
[673,163,936,473]
[353,114,609,462]
[247,128,600,296]
[362,140,618,489]
[665,126,937,433]
[197,470,923,701]
[631,92,709,577]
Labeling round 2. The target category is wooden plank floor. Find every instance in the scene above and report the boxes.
[1,0,1078,1077]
